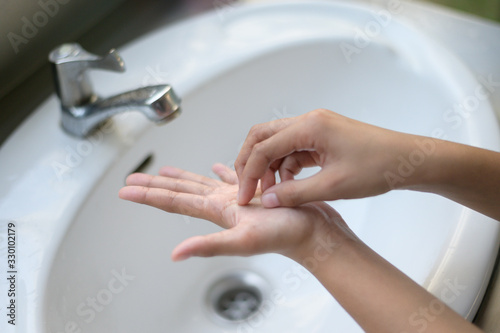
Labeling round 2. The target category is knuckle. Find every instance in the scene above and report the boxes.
[252,142,269,159]
[302,109,335,145]
[144,174,154,187]
[248,123,264,138]
[250,122,275,141]
[171,179,181,192]
[305,109,329,126]
[165,191,178,207]
[234,157,243,170]
[139,187,150,203]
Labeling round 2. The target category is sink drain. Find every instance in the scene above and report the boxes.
[206,271,270,323]
[215,286,261,321]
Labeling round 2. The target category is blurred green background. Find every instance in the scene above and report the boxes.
[427,0,500,21]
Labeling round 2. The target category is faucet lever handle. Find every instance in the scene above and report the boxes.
[89,49,125,72]
[49,43,125,72]
[49,43,125,107]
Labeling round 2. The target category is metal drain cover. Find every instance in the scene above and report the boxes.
[206,271,270,323]
[216,287,261,321]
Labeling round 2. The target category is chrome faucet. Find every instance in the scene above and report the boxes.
[49,43,181,137]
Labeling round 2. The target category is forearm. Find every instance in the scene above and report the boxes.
[398,137,500,221]
[300,236,481,333]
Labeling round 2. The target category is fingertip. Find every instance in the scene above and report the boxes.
[212,163,225,172]
[172,234,215,261]
[174,230,245,259]
[159,165,179,177]
[117,186,142,202]
[171,242,193,262]
[211,163,230,178]
[171,252,192,262]
[118,186,139,201]
[124,172,141,185]
[211,164,223,179]
[118,187,128,200]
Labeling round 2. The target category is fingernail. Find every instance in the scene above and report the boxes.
[262,193,279,208]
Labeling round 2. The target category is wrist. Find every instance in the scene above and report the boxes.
[283,203,360,270]
[384,134,443,191]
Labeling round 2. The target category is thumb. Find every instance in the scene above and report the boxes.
[171,228,250,261]
[261,171,334,207]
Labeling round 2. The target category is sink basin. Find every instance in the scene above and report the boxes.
[1,1,500,332]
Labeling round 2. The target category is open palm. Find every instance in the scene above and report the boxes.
[119,163,346,261]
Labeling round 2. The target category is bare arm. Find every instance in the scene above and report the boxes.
[119,165,481,333]
[308,232,481,333]
[235,109,500,220]
[402,139,500,221]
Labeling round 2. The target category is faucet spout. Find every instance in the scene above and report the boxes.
[50,43,182,138]
[61,84,181,137]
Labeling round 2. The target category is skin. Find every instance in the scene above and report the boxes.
[119,164,481,332]
[119,164,338,261]
[119,108,498,332]
[235,109,500,220]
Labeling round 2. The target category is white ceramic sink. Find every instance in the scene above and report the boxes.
[1,1,500,332]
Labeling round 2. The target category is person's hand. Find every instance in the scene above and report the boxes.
[118,164,356,262]
[235,109,436,207]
